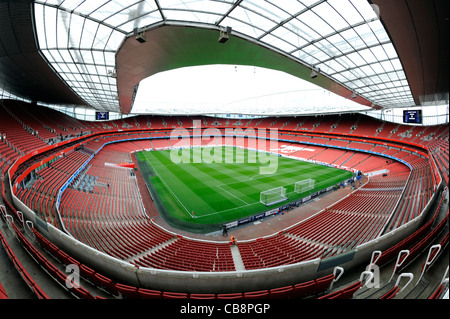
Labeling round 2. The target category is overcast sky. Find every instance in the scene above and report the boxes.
[132,64,367,115]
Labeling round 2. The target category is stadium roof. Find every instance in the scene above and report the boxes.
[0,0,448,115]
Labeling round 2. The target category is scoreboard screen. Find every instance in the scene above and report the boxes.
[403,110,422,124]
[95,111,109,121]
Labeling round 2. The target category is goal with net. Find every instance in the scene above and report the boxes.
[294,178,315,194]
[260,186,288,206]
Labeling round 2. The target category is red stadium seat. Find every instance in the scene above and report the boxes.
[190,293,216,299]
[138,288,162,299]
[79,265,96,283]
[116,283,139,299]
[314,274,335,294]
[93,273,118,295]
[292,280,316,299]
[162,291,188,299]
[243,290,269,299]
[216,293,243,299]
[340,281,363,299]
[0,282,8,299]
[269,286,294,299]
[379,286,400,299]
[317,290,342,299]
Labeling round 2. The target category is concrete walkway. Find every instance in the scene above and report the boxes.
[230,245,246,271]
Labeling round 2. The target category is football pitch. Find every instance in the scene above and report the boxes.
[136,146,353,230]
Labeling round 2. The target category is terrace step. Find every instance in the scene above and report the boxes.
[125,237,178,263]
[231,245,246,271]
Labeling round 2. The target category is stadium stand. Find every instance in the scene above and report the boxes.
[0,100,448,300]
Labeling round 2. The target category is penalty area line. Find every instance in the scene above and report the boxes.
[216,185,250,205]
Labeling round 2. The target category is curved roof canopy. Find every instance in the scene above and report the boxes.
[1,1,448,115]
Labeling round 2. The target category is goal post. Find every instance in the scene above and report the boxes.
[260,186,288,206]
[294,178,315,194]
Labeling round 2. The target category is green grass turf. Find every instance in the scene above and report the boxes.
[136,146,353,226]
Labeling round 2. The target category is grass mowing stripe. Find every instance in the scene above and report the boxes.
[144,150,238,214]
[143,151,216,216]
[173,163,245,212]
[188,147,267,204]
[195,162,261,205]
[144,147,260,216]
[137,146,354,226]
[217,185,251,205]
[142,152,196,216]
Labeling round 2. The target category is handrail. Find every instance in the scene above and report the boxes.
[389,250,410,283]
[416,244,442,285]
[440,266,449,286]
[329,266,344,290]
[395,272,414,295]
[370,250,382,265]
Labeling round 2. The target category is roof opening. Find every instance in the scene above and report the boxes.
[132,64,368,116]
